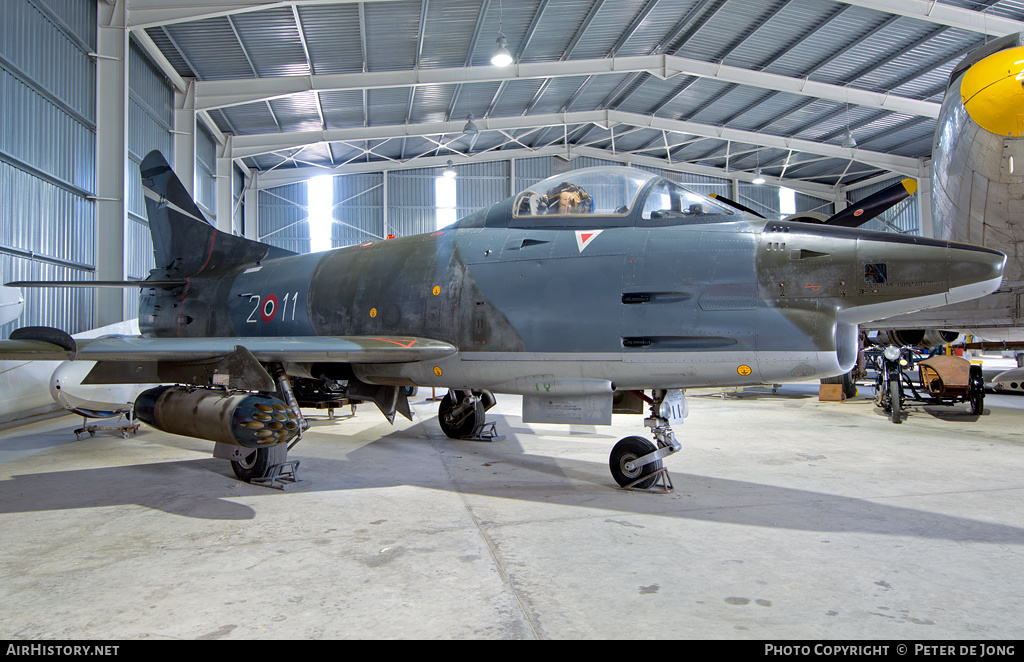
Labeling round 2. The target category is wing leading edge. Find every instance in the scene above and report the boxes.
[0,328,457,364]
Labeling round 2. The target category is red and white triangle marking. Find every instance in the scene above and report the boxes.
[575,229,603,253]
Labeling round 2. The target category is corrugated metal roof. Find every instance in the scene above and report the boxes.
[138,0,1024,189]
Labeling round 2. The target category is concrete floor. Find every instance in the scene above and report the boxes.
[0,373,1022,640]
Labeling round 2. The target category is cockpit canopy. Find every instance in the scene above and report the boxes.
[511,166,736,223]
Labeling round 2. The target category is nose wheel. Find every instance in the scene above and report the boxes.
[609,389,683,492]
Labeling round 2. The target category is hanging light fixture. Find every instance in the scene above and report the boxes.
[492,35,513,66]
[443,159,456,178]
[463,113,479,135]
[751,147,765,184]
[491,0,513,66]
[842,96,857,148]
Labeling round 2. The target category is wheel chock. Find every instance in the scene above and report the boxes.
[461,421,505,442]
[249,460,311,491]
[621,467,674,493]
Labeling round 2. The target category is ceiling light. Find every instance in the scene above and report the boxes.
[463,113,479,135]
[842,129,857,148]
[491,34,513,66]
[443,159,456,178]
[752,168,765,185]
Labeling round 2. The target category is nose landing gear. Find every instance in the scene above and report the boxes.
[609,389,683,492]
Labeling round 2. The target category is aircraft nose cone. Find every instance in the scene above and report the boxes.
[946,242,1006,305]
[961,44,1024,137]
[837,233,1005,325]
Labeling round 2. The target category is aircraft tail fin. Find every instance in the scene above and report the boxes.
[140,150,294,280]
[823,179,917,228]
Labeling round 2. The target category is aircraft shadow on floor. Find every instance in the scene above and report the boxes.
[0,415,1021,549]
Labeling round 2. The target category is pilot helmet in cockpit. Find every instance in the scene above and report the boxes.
[544,182,593,214]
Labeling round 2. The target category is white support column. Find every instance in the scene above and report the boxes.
[173,82,196,197]
[917,161,934,238]
[216,136,234,233]
[833,186,848,214]
[243,170,258,241]
[95,1,128,326]
[382,171,389,239]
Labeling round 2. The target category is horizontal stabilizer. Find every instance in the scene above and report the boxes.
[6,280,186,288]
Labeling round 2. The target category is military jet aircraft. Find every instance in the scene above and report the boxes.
[1,151,1006,489]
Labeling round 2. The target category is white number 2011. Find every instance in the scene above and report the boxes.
[246,292,300,323]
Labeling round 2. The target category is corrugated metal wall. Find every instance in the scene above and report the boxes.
[388,167,438,239]
[848,177,920,235]
[454,160,509,221]
[256,156,846,255]
[513,156,554,192]
[796,192,835,217]
[738,183,782,219]
[333,173,383,246]
[738,184,836,221]
[259,183,310,254]
[125,38,173,319]
[670,171,732,199]
[0,0,96,337]
[195,124,217,222]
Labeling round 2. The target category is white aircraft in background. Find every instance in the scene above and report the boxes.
[0,287,23,327]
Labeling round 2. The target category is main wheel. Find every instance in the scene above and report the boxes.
[969,388,984,415]
[438,391,484,439]
[231,444,288,482]
[888,377,902,424]
[968,366,984,415]
[609,436,662,489]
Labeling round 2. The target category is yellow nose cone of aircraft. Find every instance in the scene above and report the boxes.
[961,45,1024,137]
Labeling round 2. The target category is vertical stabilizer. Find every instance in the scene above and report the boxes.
[139,150,293,280]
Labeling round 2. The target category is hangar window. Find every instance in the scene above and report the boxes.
[436,175,457,230]
[865,263,888,284]
[308,175,333,252]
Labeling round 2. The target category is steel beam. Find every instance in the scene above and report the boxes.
[194,53,941,119]
[125,0,409,30]
[231,109,923,177]
[830,0,1024,36]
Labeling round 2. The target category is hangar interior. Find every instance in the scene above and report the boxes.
[6,0,1006,339]
[1,0,1024,641]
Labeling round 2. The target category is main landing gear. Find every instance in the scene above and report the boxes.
[609,389,684,491]
[438,389,502,441]
[437,387,683,491]
[221,362,311,490]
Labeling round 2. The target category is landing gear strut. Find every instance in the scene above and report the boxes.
[609,389,683,491]
[225,362,311,489]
